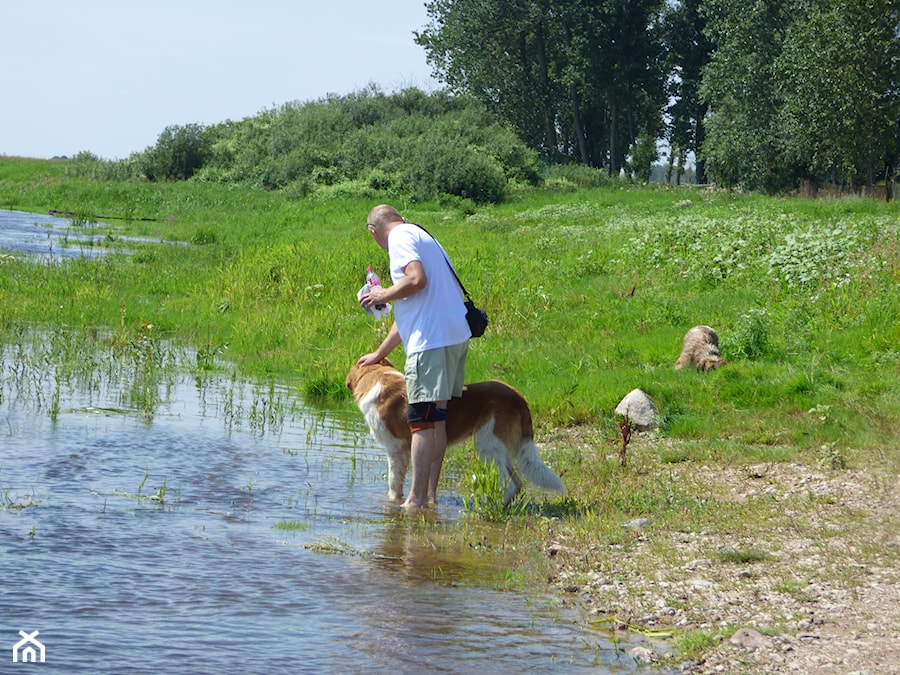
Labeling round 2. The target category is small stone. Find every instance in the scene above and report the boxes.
[615,389,659,430]
[730,627,768,650]
[747,464,769,478]
[623,517,652,530]
[629,646,656,663]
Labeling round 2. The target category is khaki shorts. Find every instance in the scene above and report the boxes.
[405,342,468,404]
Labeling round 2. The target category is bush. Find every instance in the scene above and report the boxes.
[726,308,771,359]
[140,123,211,181]
[399,140,508,203]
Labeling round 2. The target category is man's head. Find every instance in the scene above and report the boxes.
[366,204,405,249]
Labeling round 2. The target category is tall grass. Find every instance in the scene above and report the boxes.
[2,158,899,462]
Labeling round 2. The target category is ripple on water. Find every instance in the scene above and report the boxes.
[0,350,665,673]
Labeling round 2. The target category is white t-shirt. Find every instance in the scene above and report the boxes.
[388,223,470,354]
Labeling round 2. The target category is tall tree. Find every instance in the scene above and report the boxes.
[558,0,666,175]
[776,0,900,192]
[700,0,899,194]
[699,0,792,190]
[417,0,667,173]
[662,0,714,183]
[415,0,563,153]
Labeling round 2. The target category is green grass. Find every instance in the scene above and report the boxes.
[273,519,311,532]
[3,158,899,456]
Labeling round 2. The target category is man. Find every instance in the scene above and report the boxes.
[357,204,470,508]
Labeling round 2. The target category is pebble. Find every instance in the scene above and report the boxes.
[623,517,652,529]
[628,646,655,663]
[730,627,769,651]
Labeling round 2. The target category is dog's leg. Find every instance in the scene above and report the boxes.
[385,440,409,502]
[503,462,524,507]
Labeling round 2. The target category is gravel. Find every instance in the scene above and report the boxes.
[544,436,900,674]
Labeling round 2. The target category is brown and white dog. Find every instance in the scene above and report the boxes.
[346,359,566,506]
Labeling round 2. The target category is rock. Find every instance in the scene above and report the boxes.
[629,646,656,663]
[615,388,659,431]
[623,517,653,530]
[730,627,769,650]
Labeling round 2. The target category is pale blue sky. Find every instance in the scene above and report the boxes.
[1,1,438,159]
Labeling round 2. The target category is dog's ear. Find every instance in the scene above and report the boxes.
[381,357,394,368]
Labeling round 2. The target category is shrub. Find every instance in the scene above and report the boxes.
[726,308,771,359]
[140,123,211,181]
[402,142,508,203]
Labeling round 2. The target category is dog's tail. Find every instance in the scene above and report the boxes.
[517,439,566,495]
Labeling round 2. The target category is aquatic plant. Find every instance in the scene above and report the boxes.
[461,458,529,521]
[112,469,179,507]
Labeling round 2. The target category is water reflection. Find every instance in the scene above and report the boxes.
[0,335,667,673]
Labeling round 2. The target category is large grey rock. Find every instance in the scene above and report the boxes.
[615,388,659,431]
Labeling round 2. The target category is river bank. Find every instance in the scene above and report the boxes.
[542,431,900,673]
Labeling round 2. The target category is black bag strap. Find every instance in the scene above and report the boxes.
[410,223,473,302]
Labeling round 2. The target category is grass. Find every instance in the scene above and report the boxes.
[111,469,178,507]
[273,519,311,532]
[2,156,899,665]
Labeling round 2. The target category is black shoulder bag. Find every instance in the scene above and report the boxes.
[412,224,489,338]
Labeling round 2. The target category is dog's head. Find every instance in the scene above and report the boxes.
[345,357,396,397]
[697,355,725,371]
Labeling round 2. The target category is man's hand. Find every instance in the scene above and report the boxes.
[359,286,388,310]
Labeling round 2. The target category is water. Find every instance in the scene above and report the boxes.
[0,342,667,674]
[0,209,161,261]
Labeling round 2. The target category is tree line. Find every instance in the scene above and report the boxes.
[416,0,899,194]
[80,0,897,201]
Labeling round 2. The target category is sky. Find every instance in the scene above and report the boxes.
[1,1,439,160]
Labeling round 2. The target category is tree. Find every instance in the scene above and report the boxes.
[416,0,563,153]
[776,0,900,193]
[140,123,211,181]
[699,0,792,190]
[417,0,667,173]
[662,0,714,183]
[699,0,899,194]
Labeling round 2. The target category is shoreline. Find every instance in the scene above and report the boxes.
[542,433,900,674]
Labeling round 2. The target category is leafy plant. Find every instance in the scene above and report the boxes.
[726,308,771,360]
[461,458,528,521]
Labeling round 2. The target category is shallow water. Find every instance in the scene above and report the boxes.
[0,209,112,260]
[0,209,162,261]
[0,343,667,673]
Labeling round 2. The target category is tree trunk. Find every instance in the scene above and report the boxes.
[694,103,707,184]
[609,102,619,176]
[534,22,558,152]
[666,145,676,184]
[570,84,590,165]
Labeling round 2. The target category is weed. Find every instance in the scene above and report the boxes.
[461,458,528,521]
[726,308,771,360]
[818,443,847,470]
[112,469,178,507]
[676,630,716,657]
[618,415,634,466]
[273,519,310,531]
